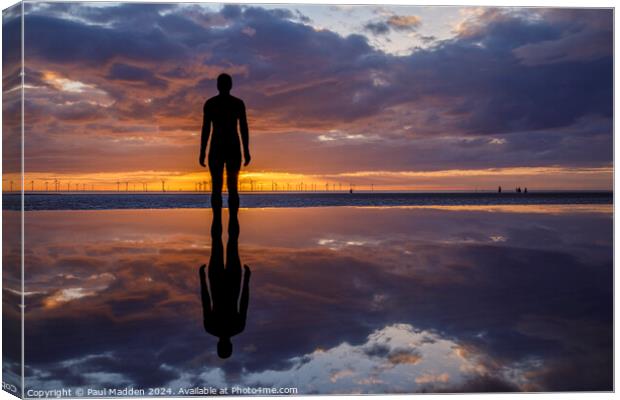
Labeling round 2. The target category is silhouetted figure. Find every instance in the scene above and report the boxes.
[498,186,502,193]
[199,73,251,220]
[516,187,522,193]
[199,214,251,359]
[524,187,528,194]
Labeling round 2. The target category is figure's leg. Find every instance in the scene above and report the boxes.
[226,159,241,220]
[209,158,224,232]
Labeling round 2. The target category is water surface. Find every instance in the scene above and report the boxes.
[1,191,612,211]
[5,205,613,394]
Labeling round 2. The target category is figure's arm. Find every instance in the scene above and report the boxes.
[199,104,211,167]
[239,102,251,166]
[199,264,212,327]
[238,265,251,329]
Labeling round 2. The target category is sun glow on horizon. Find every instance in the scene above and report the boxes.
[1,165,612,192]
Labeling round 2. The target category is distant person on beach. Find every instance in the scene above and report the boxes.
[199,219,251,359]
[199,73,251,223]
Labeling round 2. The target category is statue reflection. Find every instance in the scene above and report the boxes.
[199,211,251,359]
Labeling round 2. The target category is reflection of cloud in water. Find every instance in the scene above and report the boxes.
[23,323,525,393]
[243,323,521,393]
[44,273,116,308]
[18,207,612,393]
[317,237,379,249]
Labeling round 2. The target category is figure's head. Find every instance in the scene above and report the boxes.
[217,337,233,359]
[217,73,233,94]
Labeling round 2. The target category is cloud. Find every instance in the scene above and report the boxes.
[107,63,169,89]
[243,323,509,393]
[387,15,422,31]
[364,14,421,35]
[22,14,187,66]
[13,4,613,187]
[416,373,450,384]
[386,348,423,366]
[512,9,613,66]
[364,21,391,35]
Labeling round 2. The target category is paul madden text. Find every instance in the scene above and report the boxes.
[25,386,299,398]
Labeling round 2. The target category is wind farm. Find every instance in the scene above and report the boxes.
[4,178,370,193]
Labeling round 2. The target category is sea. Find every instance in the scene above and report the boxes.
[2,191,612,211]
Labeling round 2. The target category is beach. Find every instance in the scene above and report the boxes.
[3,203,613,393]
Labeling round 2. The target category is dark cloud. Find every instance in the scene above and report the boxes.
[2,8,21,68]
[16,5,614,178]
[107,63,168,89]
[364,21,390,35]
[26,2,177,30]
[2,8,24,175]
[23,15,187,66]
[514,9,613,65]
[221,4,242,20]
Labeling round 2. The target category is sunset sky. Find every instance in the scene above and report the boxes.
[2,2,613,191]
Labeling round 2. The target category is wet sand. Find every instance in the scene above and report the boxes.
[5,205,613,393]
